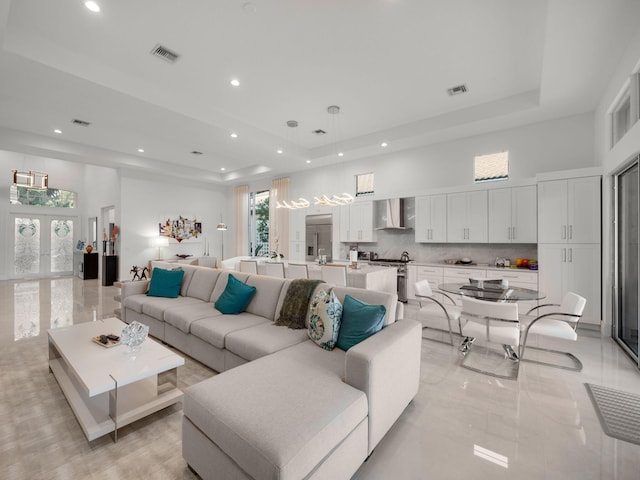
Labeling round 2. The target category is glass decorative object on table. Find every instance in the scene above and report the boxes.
[120,321,149,353]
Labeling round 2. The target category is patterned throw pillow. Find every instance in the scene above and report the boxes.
[308,289,343,351]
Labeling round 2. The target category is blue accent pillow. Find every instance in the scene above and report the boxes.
[336,294,386,351]
[215,274,257,314]
[147,267,184,298]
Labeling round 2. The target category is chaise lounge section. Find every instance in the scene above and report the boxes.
[120,262,421,479]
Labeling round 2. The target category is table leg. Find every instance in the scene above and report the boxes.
[109,374,118,443]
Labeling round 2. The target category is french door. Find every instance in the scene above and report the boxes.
[614,158,639,365]
[12,214,76,278]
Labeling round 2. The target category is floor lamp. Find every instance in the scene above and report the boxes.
[216,217,227,260]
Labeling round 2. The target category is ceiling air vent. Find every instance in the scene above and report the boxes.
[312,129,327,136]
[71,118,91,127]
[447,84,468,96]
[150,44,180,64]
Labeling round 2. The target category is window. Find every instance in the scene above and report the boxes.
[249,190,270,256]
[10,186,76,208]
[474,152,509,183]
[356,173,374,196]
[611,73,640,148]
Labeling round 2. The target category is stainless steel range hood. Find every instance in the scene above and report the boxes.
[377,198,412,230]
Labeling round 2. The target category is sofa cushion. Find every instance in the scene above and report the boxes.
[123,294,151,314]
[244,275,286,320]
[186,268,222,301]
[164,302,222,333]
[141,296,203,321]
[147,268,184,298]
[183,341,366,480]
[215,274,257,314]
[308,289,342,351]
[150,261,195,297]
[190,313,269,349]
[336,294,386,351]
[225,323,309,361]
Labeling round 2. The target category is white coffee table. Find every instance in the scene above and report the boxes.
[48,317,185,442]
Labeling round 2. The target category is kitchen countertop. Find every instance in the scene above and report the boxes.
[406,261,538,274]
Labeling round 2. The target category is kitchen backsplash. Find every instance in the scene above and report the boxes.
[340,229,538,265]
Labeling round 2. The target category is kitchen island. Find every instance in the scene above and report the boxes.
[254,261,398,295]
[307,263,398,293]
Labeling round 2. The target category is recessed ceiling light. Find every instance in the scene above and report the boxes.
[221,167,226,171]
[381,142,388,147]
[277,149,283,154]
[338,152,344,157]
[230,133,238,139]
[54,129,62,134]
[84,1,100,13]
[137,148,144,153]
[230,79,240,87]
[306,160,311,164]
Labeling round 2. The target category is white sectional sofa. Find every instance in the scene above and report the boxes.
[120,262,421,480]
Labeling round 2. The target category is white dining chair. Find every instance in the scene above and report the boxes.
[321,264,347,286]
[519,292,586,371]
[414,279,462,345]
[263,262,285,278]
[239,260,258,274]
[460,296,520,379]
[286,263,309,279]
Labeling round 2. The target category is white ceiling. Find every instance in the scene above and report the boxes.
[0,0,639,185]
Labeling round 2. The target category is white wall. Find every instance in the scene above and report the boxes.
[0,150,121,280]
[290,113,595,200]
[594,25,640,335]
[119,175,229,280]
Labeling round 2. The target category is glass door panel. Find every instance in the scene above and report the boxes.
[14,217,41,276]
[12,215,76,278]
[615,161,639,362]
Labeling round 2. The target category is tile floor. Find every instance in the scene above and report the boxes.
[1,276,639,479]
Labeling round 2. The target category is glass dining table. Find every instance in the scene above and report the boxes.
[437,282,546,379]
[437,282,545,302]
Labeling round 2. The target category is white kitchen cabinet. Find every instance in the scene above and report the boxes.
[339,201,377,243]
[289,209,305,243]
[538,177,601,244]
[289,241,306,262]
[407,265,444,300]
[415,194,447,243]
[488,186,537,243]
[538,244,601,325]
[447,191,488,242]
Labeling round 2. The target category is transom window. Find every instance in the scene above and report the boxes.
[356,173,374,196]
[10,185,76,208]
[474,152,509,183]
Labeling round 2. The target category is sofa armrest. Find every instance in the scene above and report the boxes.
[345,319,421,454]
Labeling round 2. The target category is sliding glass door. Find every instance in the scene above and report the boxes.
[614,159,639,364]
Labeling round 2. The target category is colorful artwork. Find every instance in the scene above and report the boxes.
[159,216,202,243]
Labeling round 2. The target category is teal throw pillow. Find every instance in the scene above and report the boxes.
[336,294,386,351]
[215,274,257,314]
[147,267,184,298]
[308,289,343,350]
